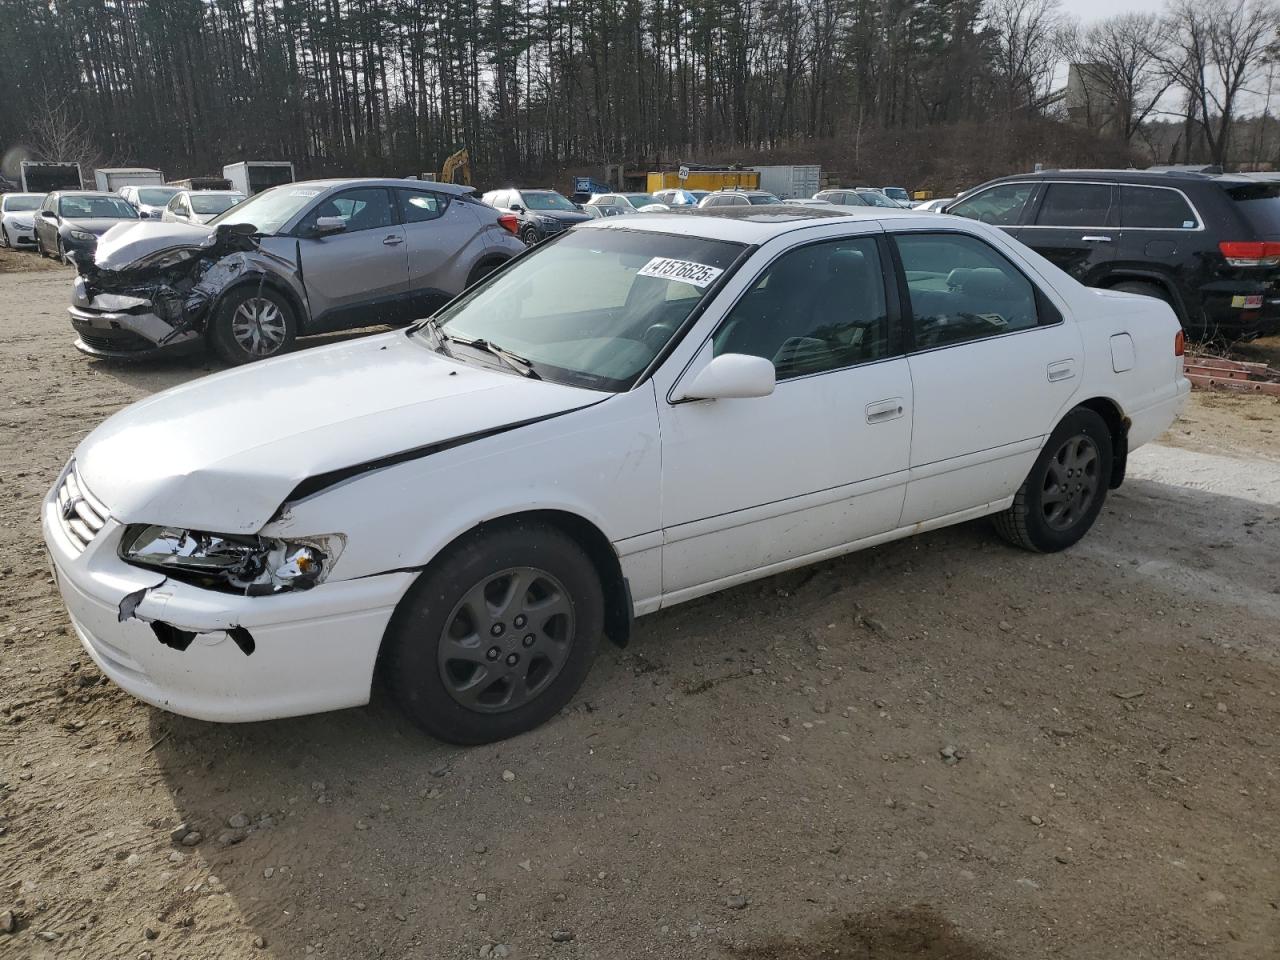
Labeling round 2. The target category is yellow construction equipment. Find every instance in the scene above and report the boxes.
[440,148,472,186]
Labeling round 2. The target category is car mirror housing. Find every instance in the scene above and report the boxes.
[41,210,58,221]
[312,216,347,236]
[675,353,776,401]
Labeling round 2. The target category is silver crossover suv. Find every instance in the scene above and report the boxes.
[67,178,526,364]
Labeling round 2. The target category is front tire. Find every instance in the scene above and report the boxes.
[993,407,1112,553]
[383,521,603,744]
[519,224,539,246]
[208,286,297,365]
[0,225,9,248]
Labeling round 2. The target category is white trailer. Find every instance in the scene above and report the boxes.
[94,167,165,192]
[753,164,822,200]
[222,161,296,196]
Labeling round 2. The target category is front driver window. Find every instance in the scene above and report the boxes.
[949,183,1035,226]
[299,187,393,233]
[713,237,890,378]
[895,232,1049,350]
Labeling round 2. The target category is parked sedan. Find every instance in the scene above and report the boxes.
[588,192,669,213]
[67,178,525,364]
[0,192,44,248]
[161,190,246,225]
[480,188,589,244]
[118,184,183,219]
[44,206,1188,744]
[34,191,139,263]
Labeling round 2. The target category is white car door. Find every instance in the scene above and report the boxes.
[654,228,914,602]
[889,227,1084,525]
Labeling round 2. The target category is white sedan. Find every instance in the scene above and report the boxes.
[43,207,1189,743]
[160,189,246,225]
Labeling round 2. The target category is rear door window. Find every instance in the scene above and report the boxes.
[398,190,448,224]
[1035,183,1115,227]
[1119,186,1199,229]
[947,182,1035,226]
[894,232,1052,349]
[1223,182,1280,236]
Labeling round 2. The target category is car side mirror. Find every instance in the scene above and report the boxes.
[674,353,776,401]
[510,203,525,213]
[139,210,151,219]
[41,210,58,221]
[312,216,347,236]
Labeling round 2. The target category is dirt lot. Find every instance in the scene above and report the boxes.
[2,263,1279,960]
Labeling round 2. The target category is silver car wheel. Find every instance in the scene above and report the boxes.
[230,297,288,357]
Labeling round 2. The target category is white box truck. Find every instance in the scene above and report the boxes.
[223,161,296,196]
[19,161,82,193]
[753,164,822,200]
[94,167,165,192]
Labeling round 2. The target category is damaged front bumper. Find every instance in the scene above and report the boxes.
[42,471,413,723]
[69,303,203,359]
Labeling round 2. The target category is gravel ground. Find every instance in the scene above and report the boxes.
[2,264,1279,960]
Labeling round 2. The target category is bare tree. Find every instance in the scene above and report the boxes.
[985,0,1067,119]
[1061,12,1175,144]
[26,89,101,173]
[1154,0,1278,166]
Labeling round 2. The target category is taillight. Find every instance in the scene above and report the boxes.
[1218,241,1280,266]
[1174,330,1185,356]
[498,214,520,235]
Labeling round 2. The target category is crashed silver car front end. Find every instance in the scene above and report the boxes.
[67,221,284,359]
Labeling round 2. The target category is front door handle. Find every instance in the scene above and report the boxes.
[1047,359,1076,382]
[865,397,905,424]
[1081,235,1112,243]
[383,235,404,245]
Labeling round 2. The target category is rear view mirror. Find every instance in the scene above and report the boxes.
[675,353,775,401]
[313,216,347,236]
[41,210,58,221]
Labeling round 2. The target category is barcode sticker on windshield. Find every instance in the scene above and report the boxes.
[636,257,724,288]
[290,189,321,198]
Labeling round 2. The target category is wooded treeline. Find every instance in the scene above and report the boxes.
[0,0,1276,185]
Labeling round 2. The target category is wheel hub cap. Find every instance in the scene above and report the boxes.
[231,298,287,357]
[437,566,575,713]
[1041,433,1100,531]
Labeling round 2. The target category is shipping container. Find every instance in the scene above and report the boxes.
[94,167,165,192]
[222,161,296,196]
[169,176,234,191]
[19,161,82,193]
[753,165,822,200]
[646,169,760,193]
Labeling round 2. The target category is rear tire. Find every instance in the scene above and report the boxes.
[383,521,603,744]
[993,407,1112,553]
[466,258,505,288]
[207,286,297,365]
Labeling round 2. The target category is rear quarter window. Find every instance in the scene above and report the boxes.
[1119,185,1199,229]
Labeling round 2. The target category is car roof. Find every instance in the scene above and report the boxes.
[54,191,124,197]
[285,178,477,196]
[985,168,1256,187]
[578,206,925,243]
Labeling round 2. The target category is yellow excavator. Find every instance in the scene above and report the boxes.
[439,147,472,186]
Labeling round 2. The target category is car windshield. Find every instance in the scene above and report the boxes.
[190,193,245,214]
[420,228,745,391]
[523,191,576,211]
[207,184,322,234]
[622,194,657,207]
[4,194,42,212]
[59,195,138,219]
[137,187,180,205]
[1224,182,1280,235]
[858,191,899,208]
[747,194,782,205]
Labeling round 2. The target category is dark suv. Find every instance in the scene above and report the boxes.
[946,169,1280,339]
[480,188,589,244]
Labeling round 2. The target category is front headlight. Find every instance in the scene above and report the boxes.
[68,229,96,242]
[120,525,344,595]
[14,218,33,229]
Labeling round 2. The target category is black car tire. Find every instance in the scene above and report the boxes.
[56,237,68,265]
[519,224,539,246]
[36,232,47,258]
[207,286,297,365]
[0,225,9,248]
[466,258,505,288]
[383,520,603,745]
[993,407,1112,553]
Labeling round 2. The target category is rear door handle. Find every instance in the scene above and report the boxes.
[1081,235,1112,243]
[865,397,905,424]
[1047,359,1076,382]
[383,235,404,245]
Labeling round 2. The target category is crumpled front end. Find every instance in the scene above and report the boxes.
[68,225,268,360]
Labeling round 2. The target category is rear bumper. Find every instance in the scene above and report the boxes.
[1197,284,1280,339]
[69,305,202,360]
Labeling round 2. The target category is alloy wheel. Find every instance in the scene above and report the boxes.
[1041,434,1099,531]
[230,297,288,357]
[437,566,575,713]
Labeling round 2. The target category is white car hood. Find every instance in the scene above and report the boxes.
[93,221,213,269]
[74,332,603,533]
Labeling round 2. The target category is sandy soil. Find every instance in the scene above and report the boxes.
[2,269,1279,960]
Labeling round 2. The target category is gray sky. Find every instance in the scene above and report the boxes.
[1071,0,1166,22]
